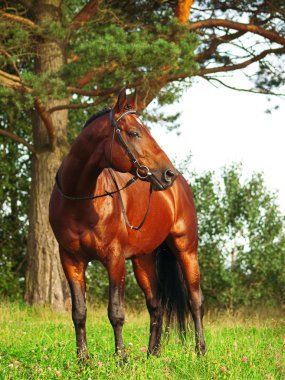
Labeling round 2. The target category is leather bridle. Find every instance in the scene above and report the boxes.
[109,108,165,189]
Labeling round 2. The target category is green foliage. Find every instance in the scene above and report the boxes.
[21,71,68,101]
[187,164,285,309]
[0,102,31,300]
[0,21,31,59]
[0,303,284,379]
[63,19,198,92]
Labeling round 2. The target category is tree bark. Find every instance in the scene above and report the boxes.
[24,0,70,310]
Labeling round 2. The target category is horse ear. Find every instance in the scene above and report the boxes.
[129,89,137,110]
[114,87,127,113]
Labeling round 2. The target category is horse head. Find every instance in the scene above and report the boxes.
[107,88,177,191]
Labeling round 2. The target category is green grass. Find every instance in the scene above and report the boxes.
[0,302,284,380]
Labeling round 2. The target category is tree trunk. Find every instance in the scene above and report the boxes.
[24,1,70,310]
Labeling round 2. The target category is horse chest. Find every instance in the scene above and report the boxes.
[59,187,174,260]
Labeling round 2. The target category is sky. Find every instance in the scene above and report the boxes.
[151,76,285,212]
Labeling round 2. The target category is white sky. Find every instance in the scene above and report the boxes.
[151,76,285,212]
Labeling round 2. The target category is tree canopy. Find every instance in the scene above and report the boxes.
[1,1,285,147]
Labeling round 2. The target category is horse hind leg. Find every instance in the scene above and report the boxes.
[132,253,163,356]
[59,247,89,361]
[168,238,206,355]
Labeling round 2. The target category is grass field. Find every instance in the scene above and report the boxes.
[0,302,284,380]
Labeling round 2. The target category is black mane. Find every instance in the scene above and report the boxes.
[83,107,111,129]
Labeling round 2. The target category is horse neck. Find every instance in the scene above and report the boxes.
[59,118,109,197]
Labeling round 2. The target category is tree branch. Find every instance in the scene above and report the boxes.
[198,47,285,76]
[0,70,55,150]
[70,0,100,28]
[204,76,285,97]
[196,30,246,63]
[0,69,31,92]
[175,0,195,24]
[48,101,98,113]
[68,78,144,98]
[0,10,37,29]
[0,70,21,84]
[76,61,118,88]
[34,98,55,151]
[188,19,285,46]
[0,129,35,153]
[0,48,20,76]
[48,96,110,113]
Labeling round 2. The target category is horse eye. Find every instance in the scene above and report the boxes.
[127,131,140,138]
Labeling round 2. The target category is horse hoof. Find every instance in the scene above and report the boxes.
[147,349,161,357]
[196,344,207,356]
[115,350,127,365]
[77,351,89,363]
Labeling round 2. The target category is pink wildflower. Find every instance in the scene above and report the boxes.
[98,361,103,367]
[140,347,147,352]
[242,356,248,362]
[220,366,227,373]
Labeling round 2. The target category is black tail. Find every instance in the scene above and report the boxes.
[156,242,191,335]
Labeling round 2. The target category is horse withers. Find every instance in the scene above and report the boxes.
[49,88,206,360]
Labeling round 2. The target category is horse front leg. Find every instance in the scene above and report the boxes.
[132,253,162,356]
[59,248,89,361]
[106,254,126,357]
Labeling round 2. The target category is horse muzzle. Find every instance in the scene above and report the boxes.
[136,166,177,191]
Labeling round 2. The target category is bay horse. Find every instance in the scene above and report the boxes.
[49,88,206,360]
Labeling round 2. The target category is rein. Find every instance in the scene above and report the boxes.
[55,171,137,201]
[55,107,156,231]
[108,169,153,232]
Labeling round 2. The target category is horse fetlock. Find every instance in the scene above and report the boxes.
[110,316,125,328]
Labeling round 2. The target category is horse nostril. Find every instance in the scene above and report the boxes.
[164,169,175,183]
